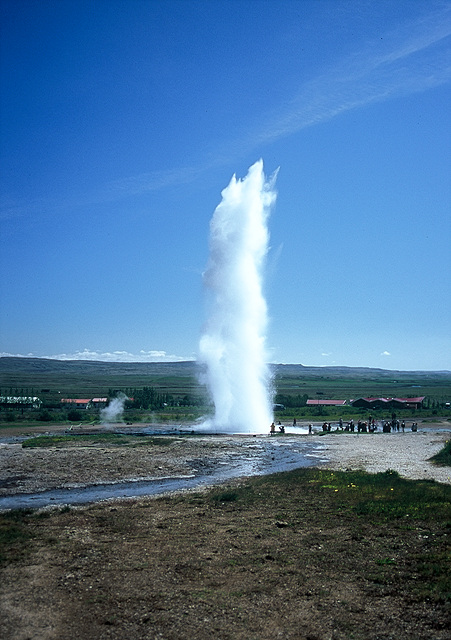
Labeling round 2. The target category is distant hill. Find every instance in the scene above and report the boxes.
[0,357,197,377]
[274,363,451,379]
[0,357,449,379]
[1,357,449,407]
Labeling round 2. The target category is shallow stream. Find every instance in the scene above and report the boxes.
[0,436,327,511]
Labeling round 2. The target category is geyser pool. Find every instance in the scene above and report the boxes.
[199,160,277,433]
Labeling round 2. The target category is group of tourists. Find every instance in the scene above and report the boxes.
[382,419,418,432]
[270,414,419,435]
[339,418,378,433]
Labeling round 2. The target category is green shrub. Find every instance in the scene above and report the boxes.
[67,409,83,421]
[37,411,52,422]
[430,440,451,467]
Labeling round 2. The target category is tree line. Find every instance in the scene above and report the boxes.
[274,393,309,408]
[110,387,206,410]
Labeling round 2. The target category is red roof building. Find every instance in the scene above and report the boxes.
[351,397,425,410]
[306,399,347,406]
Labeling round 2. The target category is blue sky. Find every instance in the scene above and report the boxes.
[1,0,450,371]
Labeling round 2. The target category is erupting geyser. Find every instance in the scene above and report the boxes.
[199,159,277,433]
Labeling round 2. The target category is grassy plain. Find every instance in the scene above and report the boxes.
[0,358,450,426]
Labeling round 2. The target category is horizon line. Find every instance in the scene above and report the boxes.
[0,353,449,374]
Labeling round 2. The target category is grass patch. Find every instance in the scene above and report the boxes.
[208,466,451,523]
[430,439,451,466]
[209,482,260,508]
[212,490,239,504]
[0,509,35,564]
[21,433,176,448]
[312,468,451,521]
[413,550,451,601]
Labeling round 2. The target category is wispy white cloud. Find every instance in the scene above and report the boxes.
[111,6,451,198]
[381,351,391,357]
[0,349,195,363]
[251,5,451,146]
[104,165,207,199]
[2,6,449,217]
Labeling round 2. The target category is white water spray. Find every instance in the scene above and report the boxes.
[100,393,128,424]
[199,159,277,433]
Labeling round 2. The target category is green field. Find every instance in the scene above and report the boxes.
[0,357,450,425]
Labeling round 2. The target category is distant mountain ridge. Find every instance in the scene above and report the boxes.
[0,357,449,379]
[0,357,196,376]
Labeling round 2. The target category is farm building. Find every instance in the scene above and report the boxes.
[350,397,425,410]
[61,398,91,410]
[90,398,108,409]
[306,399,347,406]
[61,398,109,410]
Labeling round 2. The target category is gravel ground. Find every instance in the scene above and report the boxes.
[315,429,451,483]
[0,422,449,502]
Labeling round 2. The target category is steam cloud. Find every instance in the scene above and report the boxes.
[199,159,277,433]
[100,393,128,424]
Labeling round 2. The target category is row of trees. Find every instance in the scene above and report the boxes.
[110,387,206,410]
[274,393,309,408]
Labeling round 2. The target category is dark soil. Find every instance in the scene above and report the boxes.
[1,467,450,640]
